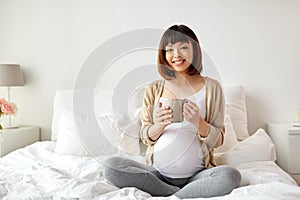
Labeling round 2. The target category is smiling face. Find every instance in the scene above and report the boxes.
[157,25,203,80]
[165,41,194,74]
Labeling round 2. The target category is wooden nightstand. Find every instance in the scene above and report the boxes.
[267,123,300,185]
[0,126,40,157]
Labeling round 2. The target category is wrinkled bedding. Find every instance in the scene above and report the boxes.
[0,141,299,200]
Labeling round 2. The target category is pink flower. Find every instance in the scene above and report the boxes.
[1,102,15,115]
[0,99,17,116]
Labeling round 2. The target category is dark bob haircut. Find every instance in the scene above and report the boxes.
[157,25,202,80]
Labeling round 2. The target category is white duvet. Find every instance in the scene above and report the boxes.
[0,141,300,200]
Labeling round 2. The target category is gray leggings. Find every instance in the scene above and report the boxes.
[103,157,241,198]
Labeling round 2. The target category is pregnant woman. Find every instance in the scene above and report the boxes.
[104,24,241,198]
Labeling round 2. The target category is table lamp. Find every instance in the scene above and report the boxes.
[0,64,25,128]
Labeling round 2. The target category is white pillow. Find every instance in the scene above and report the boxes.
[51,88,113,141]
[51,90,73,141]
[237,161,298,186]
[218,128,276,167]
[116,86,145,155]
[215,114,239,153]
[97,113,121,151]
[224,85,249,140]
[55,111,119,156]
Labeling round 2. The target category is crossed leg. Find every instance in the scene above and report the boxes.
[175,165,241,198]
[103,157,180,196]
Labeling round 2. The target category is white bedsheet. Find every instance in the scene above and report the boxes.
[0,141,300,200]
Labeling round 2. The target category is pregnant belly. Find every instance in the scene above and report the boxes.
[153,128,205,178]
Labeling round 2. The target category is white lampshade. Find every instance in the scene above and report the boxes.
[0,64,25,86]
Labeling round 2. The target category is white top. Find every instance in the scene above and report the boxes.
[153,86,206,178]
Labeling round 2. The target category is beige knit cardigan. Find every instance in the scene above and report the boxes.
[140,76,225,168]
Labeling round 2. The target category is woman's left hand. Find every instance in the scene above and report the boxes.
[183,99,201,128]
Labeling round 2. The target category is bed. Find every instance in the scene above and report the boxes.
[0,85,300,200]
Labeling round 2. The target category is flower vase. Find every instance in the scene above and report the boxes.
[1,115,19,129]
[0,98,18,129]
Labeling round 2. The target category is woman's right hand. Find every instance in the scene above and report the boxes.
[154,102,173,127]
[146,102,173,142]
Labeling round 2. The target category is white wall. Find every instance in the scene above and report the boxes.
[0,0,299,140]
